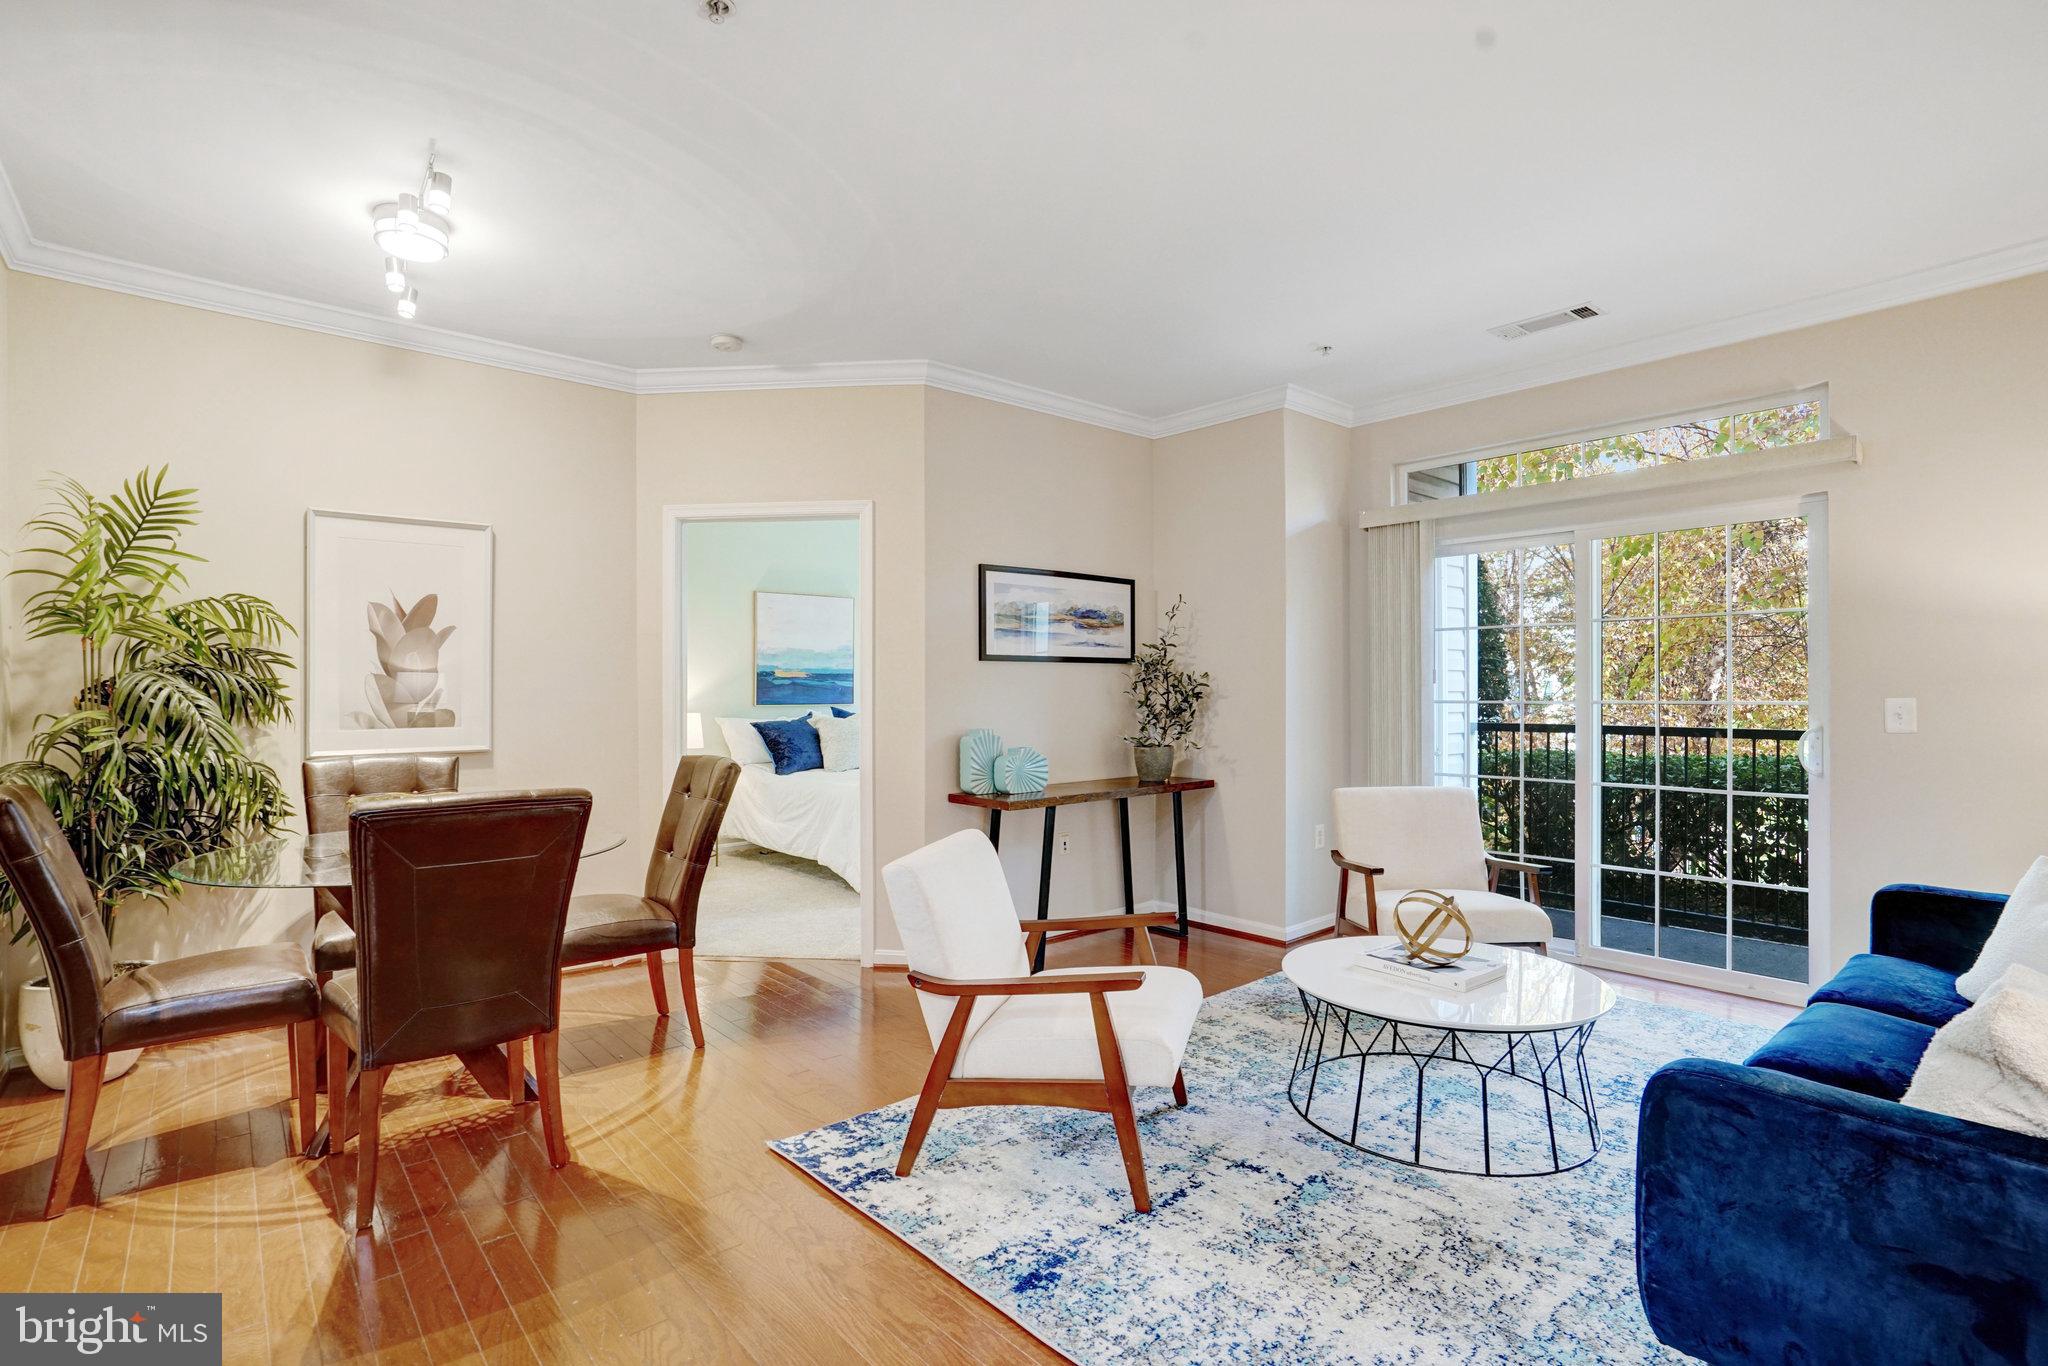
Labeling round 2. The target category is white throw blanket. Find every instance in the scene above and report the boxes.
[1902,962,2048,1138]
[722,764,862,892]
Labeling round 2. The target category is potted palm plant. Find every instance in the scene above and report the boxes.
[1125,595,1211,783]
[1,469,293,1088]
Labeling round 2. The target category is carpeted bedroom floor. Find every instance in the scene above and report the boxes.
[696,842,862,960]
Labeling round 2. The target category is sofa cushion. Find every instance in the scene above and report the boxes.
[1745,1002,1937,1100]
[1810,952,1971,1027]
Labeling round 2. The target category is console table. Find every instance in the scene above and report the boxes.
[948,776,1216,971]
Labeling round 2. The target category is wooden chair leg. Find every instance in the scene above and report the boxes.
[354,1067,387,1234]
[677,946,706,1050]
[897,997,972,1178]
[44,1055,106,1220]
[1172,1068,1188,1108]
[1089,991,1151,1213]
[533,1030,571,1168]
[325,1027,350,1159]
[644,951,671,1017]
[290,1021,319,1153]
[505,1036,527,1105]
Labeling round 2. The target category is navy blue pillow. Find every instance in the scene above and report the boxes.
[752,716,824,775]
[831,707,855,718]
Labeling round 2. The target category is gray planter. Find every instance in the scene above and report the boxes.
[1132,744,1176,784]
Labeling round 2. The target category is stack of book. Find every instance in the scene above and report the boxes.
[1353,942,1510,992]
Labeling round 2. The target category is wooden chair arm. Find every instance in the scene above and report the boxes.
[1486,855,1544,875]
[907,970,1143,997]
[1020,912,1177,933]
[1330,850,1384,878]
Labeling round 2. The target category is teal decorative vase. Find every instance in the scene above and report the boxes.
[959,729,1003,795]
[993,745,1049,795]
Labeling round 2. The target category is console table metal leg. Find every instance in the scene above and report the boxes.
[987,807,1002,850]
[1032,806,1057,972]
[1117,797,1135,917]
[1170,790,1189,937]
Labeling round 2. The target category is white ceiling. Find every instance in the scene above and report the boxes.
[3,1,2046,426]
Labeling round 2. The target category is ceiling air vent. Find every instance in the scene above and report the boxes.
[1489,303,1602,341]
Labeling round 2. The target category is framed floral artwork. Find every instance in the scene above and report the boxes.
[305,509,494,756]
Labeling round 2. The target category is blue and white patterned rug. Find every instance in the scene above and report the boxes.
[771,972,1770,1364]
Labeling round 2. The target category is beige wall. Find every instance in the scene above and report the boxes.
[923,389,1159,915]
[3,274,642,977]
[633,387,925,952]
[1283,411,1352,936]
[1351,272,2048,976]
[1152,412,1289,935]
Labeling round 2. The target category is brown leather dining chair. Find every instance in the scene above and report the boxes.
[322,788,590,1235]
[559,754,738,1049]
[0,786,320,1219]
[303,755,458,974]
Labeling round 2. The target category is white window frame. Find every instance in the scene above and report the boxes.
[1391,386,1831,509]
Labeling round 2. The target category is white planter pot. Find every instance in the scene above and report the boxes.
[19,975,142,1091]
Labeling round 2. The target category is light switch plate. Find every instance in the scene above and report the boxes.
[1885,697,1918,734]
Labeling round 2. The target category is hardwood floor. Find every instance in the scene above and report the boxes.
[0,930,1790,1364]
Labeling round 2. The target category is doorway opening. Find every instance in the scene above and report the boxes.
[661,502,876,964]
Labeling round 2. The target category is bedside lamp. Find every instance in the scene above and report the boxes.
[687,712,705,752]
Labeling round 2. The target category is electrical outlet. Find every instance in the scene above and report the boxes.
[1313,824,1327,849]
[1884,698,1918,734]
[1059,835,1072,854]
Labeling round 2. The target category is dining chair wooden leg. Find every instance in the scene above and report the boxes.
[290,1020,319,1153]
[354,1066,387,1234]
[505,1036,526,1106]
[44,1054,106,1220]
[644,951,671,1018]
[1172,1068,1189,1108]
[533,1030,571,1168]
[677,946,706,1050]
[897,997,972,1178]
[1089,991,1151,1213]
[325,1028,350,1159]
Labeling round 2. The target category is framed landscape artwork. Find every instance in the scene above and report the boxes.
[305,509,494,756]
[754,591,856,705]
[978,564,1136,663]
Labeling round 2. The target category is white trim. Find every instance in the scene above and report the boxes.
[660,500,880,967]
[637,359,931,396]
[870,948,909,968]
[1151,384,1355,439]
[1362,434,1860,531]
[923,362,1160,437]
[1574,946,1811,1007]
[1353,234,2048,424]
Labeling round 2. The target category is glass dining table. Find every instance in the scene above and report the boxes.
[170,828,628,1155]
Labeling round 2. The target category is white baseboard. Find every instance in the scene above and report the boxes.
[868,948,908,968]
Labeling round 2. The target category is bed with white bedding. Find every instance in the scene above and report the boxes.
[722,764,862,892]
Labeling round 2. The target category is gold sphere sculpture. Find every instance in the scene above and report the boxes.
[1392,890,1474,966]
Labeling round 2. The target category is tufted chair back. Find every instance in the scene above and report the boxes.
[0,786,118,1060]
[642,754,740,945]
[303,754,460,836]
[349,789,590,1069]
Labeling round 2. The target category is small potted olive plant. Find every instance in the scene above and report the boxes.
[1125,595,1211,783]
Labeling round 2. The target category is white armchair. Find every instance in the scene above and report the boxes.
[1330,786,1554,950]
[881,829,1203,1213]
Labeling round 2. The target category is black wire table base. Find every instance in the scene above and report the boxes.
[1287,989,1603,1177]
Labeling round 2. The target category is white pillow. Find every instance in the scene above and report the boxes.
[716,716,774,767]
[1956,855,2048,1001]
[812,713,859,772]
[1901,962,2048,1138]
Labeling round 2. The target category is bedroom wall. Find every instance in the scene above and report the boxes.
[0,271,642,994]
[633,386,926,954]
[1350,271,2048,978]
[683,517,861,754]
[922,388,1160,918]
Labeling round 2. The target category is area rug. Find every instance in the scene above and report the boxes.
[696,843,860,960]
[770,971,1772,1363]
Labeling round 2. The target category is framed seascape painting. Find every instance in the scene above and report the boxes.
[305,510,494,756]
[754,591,856,705]
[978,564,1136,663]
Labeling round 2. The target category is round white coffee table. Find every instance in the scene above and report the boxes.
[1280,936,1618,1176]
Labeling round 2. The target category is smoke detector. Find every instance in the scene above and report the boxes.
[709,333,744,352]
[1489,302,1601,341]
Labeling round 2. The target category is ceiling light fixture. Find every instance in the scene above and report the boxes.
[383,257,407,293]
[370,142,454,268]
[396,286,419,320]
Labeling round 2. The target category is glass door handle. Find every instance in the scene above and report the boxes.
[1798,726,1824,779]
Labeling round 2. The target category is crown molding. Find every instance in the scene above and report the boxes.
[1350,234,2048,425]
[1150,383,1355,438]
[634,359,930,395]
[922,362,1157,437]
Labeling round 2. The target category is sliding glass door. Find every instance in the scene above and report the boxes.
[1431,501,1826,996]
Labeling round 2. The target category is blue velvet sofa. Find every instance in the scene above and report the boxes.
[1636,884,2048,1364]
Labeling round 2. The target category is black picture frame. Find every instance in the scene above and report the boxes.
[977,563,1137,664]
